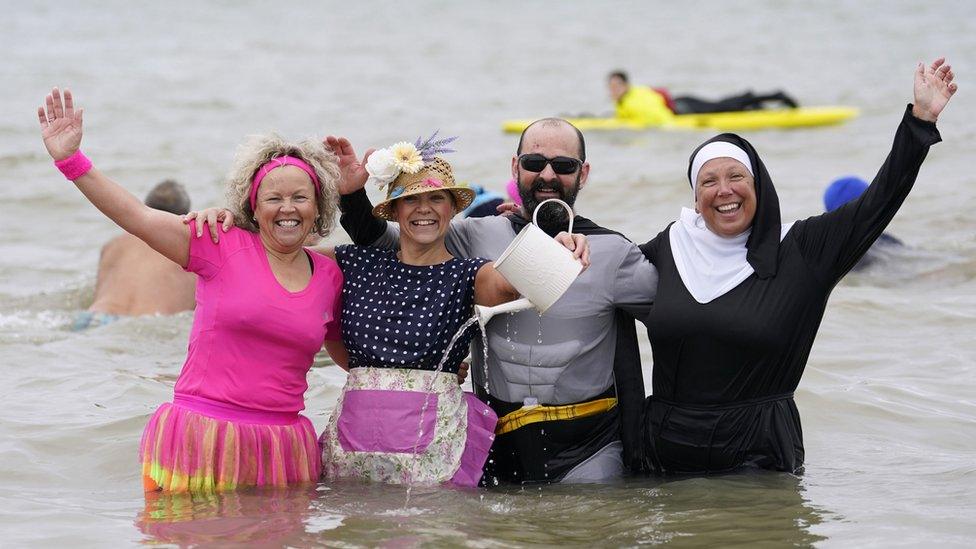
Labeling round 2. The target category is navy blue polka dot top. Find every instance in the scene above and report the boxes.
[335,245,488,374]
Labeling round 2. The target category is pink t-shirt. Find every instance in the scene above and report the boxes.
[173,221,343,414]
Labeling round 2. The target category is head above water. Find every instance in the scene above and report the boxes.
[374,157,472,248]
[144,179,191,215]
[607,70,630,102]
[512,118,589,230]
[226,133,340,241]
[689,141,757,238]
[371,157,473,221]
[823,176,869,212]
[686,132,783,278]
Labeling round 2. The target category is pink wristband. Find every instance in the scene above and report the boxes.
[54,150,93,181]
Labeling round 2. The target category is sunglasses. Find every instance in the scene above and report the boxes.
[518,154,582,175]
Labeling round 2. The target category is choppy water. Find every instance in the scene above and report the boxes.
[2,0,975,546]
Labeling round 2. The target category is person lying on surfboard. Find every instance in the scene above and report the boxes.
[607,70,799,125]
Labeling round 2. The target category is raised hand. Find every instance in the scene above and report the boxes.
[324,136,373,195]
[38,87,83,161]
[912,57,958,123]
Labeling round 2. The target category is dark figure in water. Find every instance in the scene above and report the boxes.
[608,70,799,124]
[824,176,906,271]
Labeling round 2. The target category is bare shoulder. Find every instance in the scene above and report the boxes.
[308,245,336,260]
[99,233,134,258]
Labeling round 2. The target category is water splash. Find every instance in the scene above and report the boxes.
[405,314,484,507]
[478,320,490,396]
[506,312,517,361]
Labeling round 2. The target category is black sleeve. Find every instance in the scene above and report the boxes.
[791,105,941,284]
[612,308,646,474]
[339,189,388,246]
[638,226,671,265]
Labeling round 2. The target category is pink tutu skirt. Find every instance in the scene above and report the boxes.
[140,395,320,493]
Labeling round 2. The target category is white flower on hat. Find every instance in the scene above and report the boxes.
[365,148,399,189]
[390,142,424,174]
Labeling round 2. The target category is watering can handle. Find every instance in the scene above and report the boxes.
[531,198,575,234]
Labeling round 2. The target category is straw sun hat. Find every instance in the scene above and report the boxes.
[372,157,474,220]
[366,133,474,220]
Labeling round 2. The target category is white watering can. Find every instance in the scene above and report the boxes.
[475,199,583,328]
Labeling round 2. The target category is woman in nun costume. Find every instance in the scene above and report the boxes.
[638,58,957,475]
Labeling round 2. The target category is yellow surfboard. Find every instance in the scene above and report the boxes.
[501,106,859,133]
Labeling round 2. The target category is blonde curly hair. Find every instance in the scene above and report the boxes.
[225,134,340,237]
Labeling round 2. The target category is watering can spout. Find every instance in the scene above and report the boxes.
[475,297,536,329]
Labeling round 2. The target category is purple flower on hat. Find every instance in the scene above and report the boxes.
[424,178,444,188]
[414,131,458,163]
[390,187,405,198]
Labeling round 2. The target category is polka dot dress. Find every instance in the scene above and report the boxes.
[335,245,488,375]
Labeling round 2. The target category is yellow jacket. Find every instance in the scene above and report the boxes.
[615,86,674,125]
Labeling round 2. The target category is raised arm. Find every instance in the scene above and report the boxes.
[323,135,397,247]
[38,88,189,267]
[339,189,397,247]
[792,58,956,283]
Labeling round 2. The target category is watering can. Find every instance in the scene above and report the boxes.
[474,199,583,328]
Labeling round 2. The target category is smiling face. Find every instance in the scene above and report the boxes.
[511,122,589,223]
[252,165,318,252]
[392,190,457,247]
[694,157,757,238]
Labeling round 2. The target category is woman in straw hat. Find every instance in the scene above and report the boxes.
[37,87,346,493]
[314,135,588,486]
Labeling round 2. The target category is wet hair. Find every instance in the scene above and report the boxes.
[144,179,191,215]
[608,70,629,84]
[225,133,341,237]
[516,118,586,162]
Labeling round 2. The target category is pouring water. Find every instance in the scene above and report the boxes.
[404,313,488,507]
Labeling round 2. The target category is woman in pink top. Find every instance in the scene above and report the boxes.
[37,87,347,493]
[189,136,591,487]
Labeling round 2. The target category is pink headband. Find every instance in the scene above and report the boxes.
[249,156,321,211]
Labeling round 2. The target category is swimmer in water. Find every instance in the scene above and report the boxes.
[73,180,196,330]
[824,176,906,271]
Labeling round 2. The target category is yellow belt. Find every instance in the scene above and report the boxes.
[495,398,618,435]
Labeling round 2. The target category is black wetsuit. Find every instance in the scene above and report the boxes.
[854,232,905,271]
[638,107,940,474]
[672,90,799,114]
